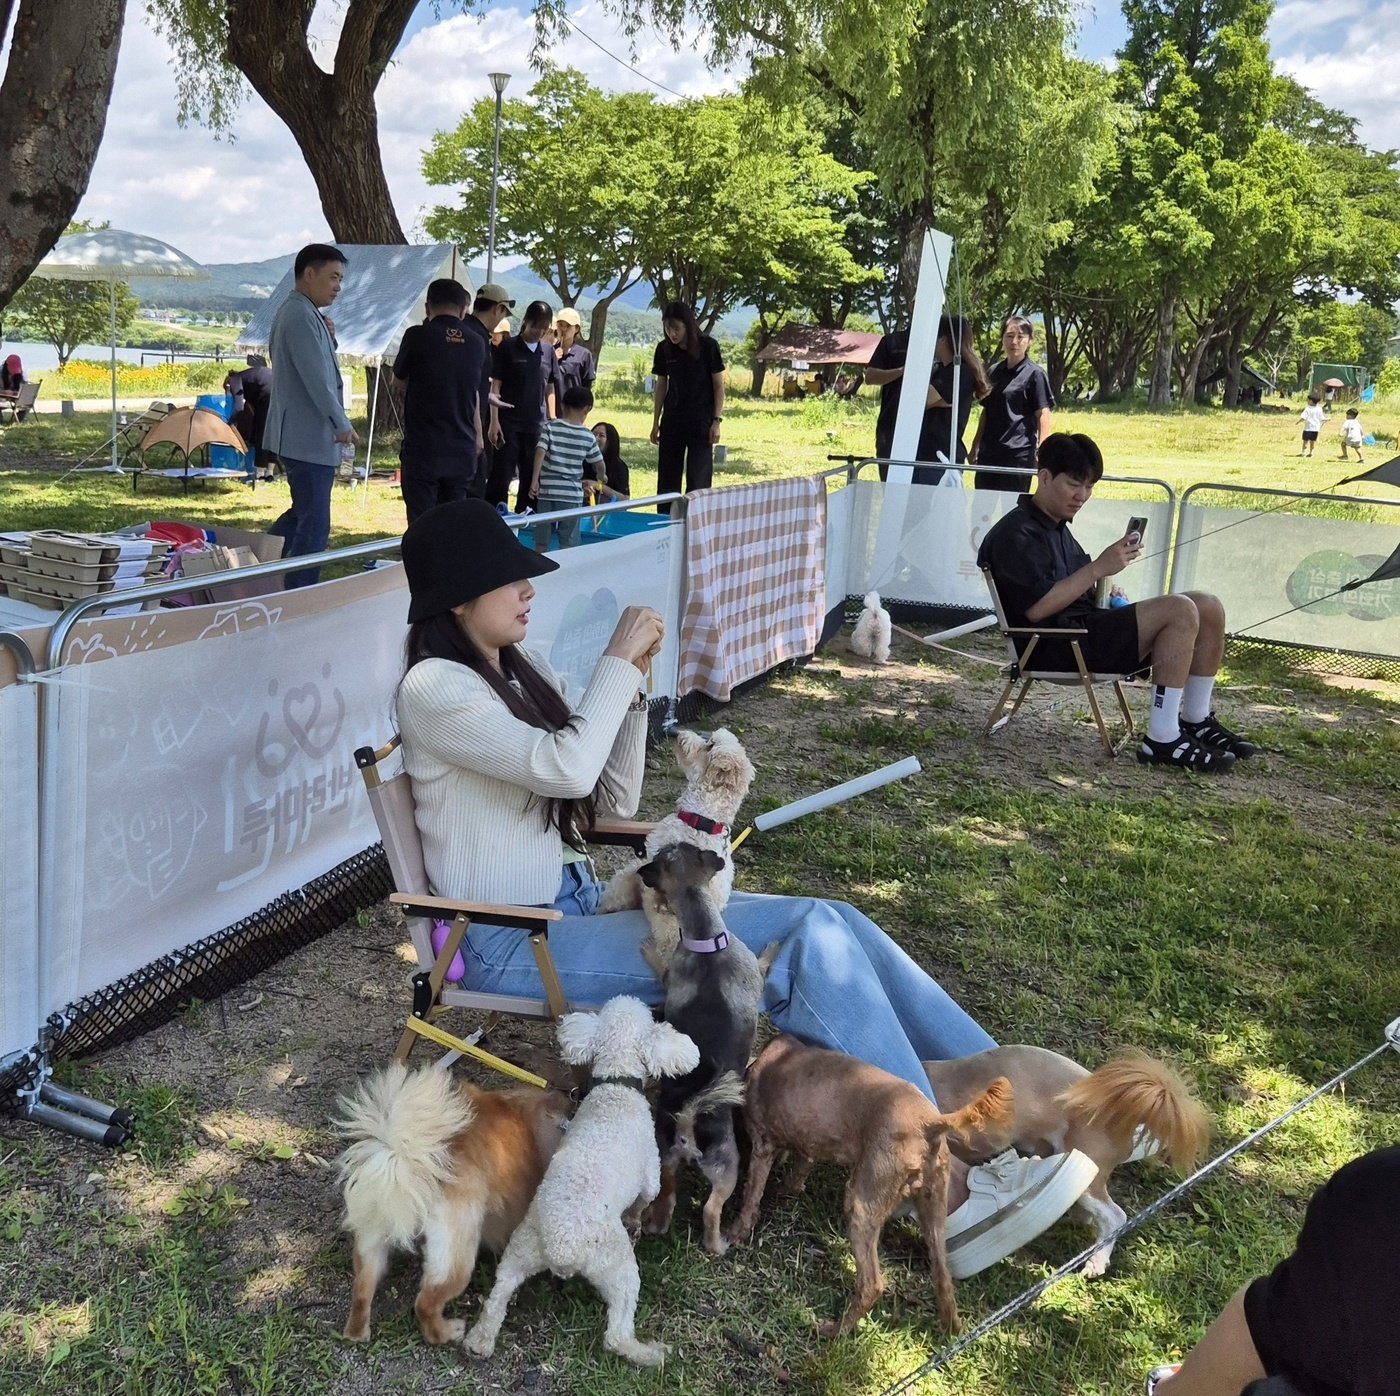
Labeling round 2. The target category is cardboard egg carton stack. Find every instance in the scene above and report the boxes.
[0,530,170,611]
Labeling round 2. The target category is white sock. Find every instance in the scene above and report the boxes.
[1182,674,1216,724]
[1147,684,1183,743]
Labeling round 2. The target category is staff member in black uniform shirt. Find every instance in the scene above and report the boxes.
[464,282,513,496]
[650,300,724,505]
[225,354,276,480]
[392,279,484,525]
[487,299,559,514]
[969,314,1054,493]
[866,316,991,484]
[553,307,596,397]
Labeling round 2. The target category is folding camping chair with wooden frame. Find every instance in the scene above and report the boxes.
[354,735,654,1085]
[981,567,1137,756]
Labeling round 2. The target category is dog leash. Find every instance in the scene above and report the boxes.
[878,1014,1400,1394]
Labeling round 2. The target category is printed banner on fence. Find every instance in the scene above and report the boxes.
[34,519,684,1017]
[1174,495,1400,656]
[1,680,40,1061]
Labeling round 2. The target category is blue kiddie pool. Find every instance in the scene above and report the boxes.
[516,506,671,551]
[195,391,254,477]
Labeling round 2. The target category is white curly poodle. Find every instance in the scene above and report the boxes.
[463,996,700,1368]
[850,590,892,664]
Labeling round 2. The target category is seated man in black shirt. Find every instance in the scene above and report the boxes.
[1146,1144,1400,1396]
[392,278,484,525]
[977,433,1255,772]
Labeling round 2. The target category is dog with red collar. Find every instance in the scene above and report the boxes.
[598,727,754,970]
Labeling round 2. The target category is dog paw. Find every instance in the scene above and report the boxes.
[341,1324,370,1343]
[704,1233,730,1257]
[816,1317,841,1339]
[611,1338,668,1368]
[722,1223,751,1247]
[462,1326,496,1359]
[423,1318,465,1344]
[1079,1248,1112,1279]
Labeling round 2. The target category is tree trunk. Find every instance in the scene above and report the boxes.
[751,361,769,397]
[0,0,126,309]
[226,0,414,244]
[585,271,644,362]
[1148,294,1176,407]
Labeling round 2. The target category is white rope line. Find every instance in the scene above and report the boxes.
[880,1016,1400,1395]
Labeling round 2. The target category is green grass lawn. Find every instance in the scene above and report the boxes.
[2,392,1393,545]
[0,628,1397,1396]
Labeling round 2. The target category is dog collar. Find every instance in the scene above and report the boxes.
[681,931,730,953]
[677,810,729,837]
[591,1075,648,1095]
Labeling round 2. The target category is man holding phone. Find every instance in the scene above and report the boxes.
[977,433,1255,772]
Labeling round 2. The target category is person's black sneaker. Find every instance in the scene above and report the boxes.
[1137,732,1236,772]
[1181,712,1256,759]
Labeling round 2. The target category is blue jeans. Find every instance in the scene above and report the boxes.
[268,455,334,588]
[462,865,996,1102]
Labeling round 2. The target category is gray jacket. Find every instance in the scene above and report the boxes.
[264,291,352,467]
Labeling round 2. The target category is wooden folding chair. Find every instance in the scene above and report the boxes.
[981,568,1137,756]
[354,735,653,1080]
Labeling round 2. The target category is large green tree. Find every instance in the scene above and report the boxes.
[425,81,874,353]
[145,0,421,241]
[424,71,662,357]
[0,0,127,312]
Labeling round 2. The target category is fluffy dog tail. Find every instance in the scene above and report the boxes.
[1058,1050,1209,1171]
[934,1075,1015,1146]
[333,1062,476,1249]
[675,1070,745,1135]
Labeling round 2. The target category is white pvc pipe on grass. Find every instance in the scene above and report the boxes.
[752,756,921,833]
[923,614,997,644]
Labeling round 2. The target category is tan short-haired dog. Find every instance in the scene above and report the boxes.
[726,1036,1012,1337]
[924,1045,1209,1275]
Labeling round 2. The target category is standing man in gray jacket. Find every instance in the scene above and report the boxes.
[265,244,358,588]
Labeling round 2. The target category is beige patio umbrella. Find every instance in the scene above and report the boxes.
[140,406,247,462]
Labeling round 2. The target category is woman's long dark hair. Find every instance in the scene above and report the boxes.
[594,421,625,476]
[940,314,991,401]
[660,300,702,358]
[400,611,611,851]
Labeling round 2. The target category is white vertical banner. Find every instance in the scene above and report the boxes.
[0,679,40,1061]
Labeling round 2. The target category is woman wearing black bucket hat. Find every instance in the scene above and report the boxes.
[392,497,1099,1282]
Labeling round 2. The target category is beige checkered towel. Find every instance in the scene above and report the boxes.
[678,476,828,700]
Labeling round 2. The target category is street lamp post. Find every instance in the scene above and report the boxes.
[486,71,511,285]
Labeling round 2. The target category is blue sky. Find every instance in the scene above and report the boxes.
[9,0,1381,265]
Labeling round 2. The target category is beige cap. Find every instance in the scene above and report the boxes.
[477,283,515,307]
[555,307,583,328]
[496,317,512,336]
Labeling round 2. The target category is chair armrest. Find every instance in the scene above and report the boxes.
[1003,625,1089,636]
[585,818,655,851]
[390,891,562,932]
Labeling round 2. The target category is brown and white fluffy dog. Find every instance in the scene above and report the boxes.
[924,1045,1209,1276]
[727,1036,1013,1337]
[334,1063,569,1344]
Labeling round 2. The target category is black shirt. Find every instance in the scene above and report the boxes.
[978,356,1054,469]
[928,359,976,464]
[492,334,559,431]
[1244,1145,1400,1396]
[226,363,272,445]
[652,335,724,428]
[463,314,493,439]
[556,342,596,397]
[584,451,630,496]
[393,315,486,458]
[868,330,945,462]
[976,493,1093,628]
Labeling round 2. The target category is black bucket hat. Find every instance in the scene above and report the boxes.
[401,498,558,623]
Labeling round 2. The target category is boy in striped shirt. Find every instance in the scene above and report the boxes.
[529,385,606,551]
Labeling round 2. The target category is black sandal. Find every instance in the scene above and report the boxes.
[1137,733,1236,772]
[1181,712,1257,758]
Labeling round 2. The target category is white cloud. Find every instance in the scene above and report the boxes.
[69,2,741,265]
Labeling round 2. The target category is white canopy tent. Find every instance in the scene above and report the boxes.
[237,244,473,492]
[33,231,207,474]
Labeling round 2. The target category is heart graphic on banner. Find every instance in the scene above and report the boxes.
[282,683,322,753]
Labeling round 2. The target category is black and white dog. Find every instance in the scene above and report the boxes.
[637,844,777,1254]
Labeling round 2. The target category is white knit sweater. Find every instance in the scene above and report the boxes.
[396,650,647,906]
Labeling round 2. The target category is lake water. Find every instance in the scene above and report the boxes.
[1,341,226,371]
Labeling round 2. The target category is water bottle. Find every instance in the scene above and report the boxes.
[338,441,355,477]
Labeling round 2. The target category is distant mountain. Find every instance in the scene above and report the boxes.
[129,251,753,337]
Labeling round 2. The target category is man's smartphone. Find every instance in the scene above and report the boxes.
[1126,515,1148,546]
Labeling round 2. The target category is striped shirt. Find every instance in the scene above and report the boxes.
[537,418,604,505]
